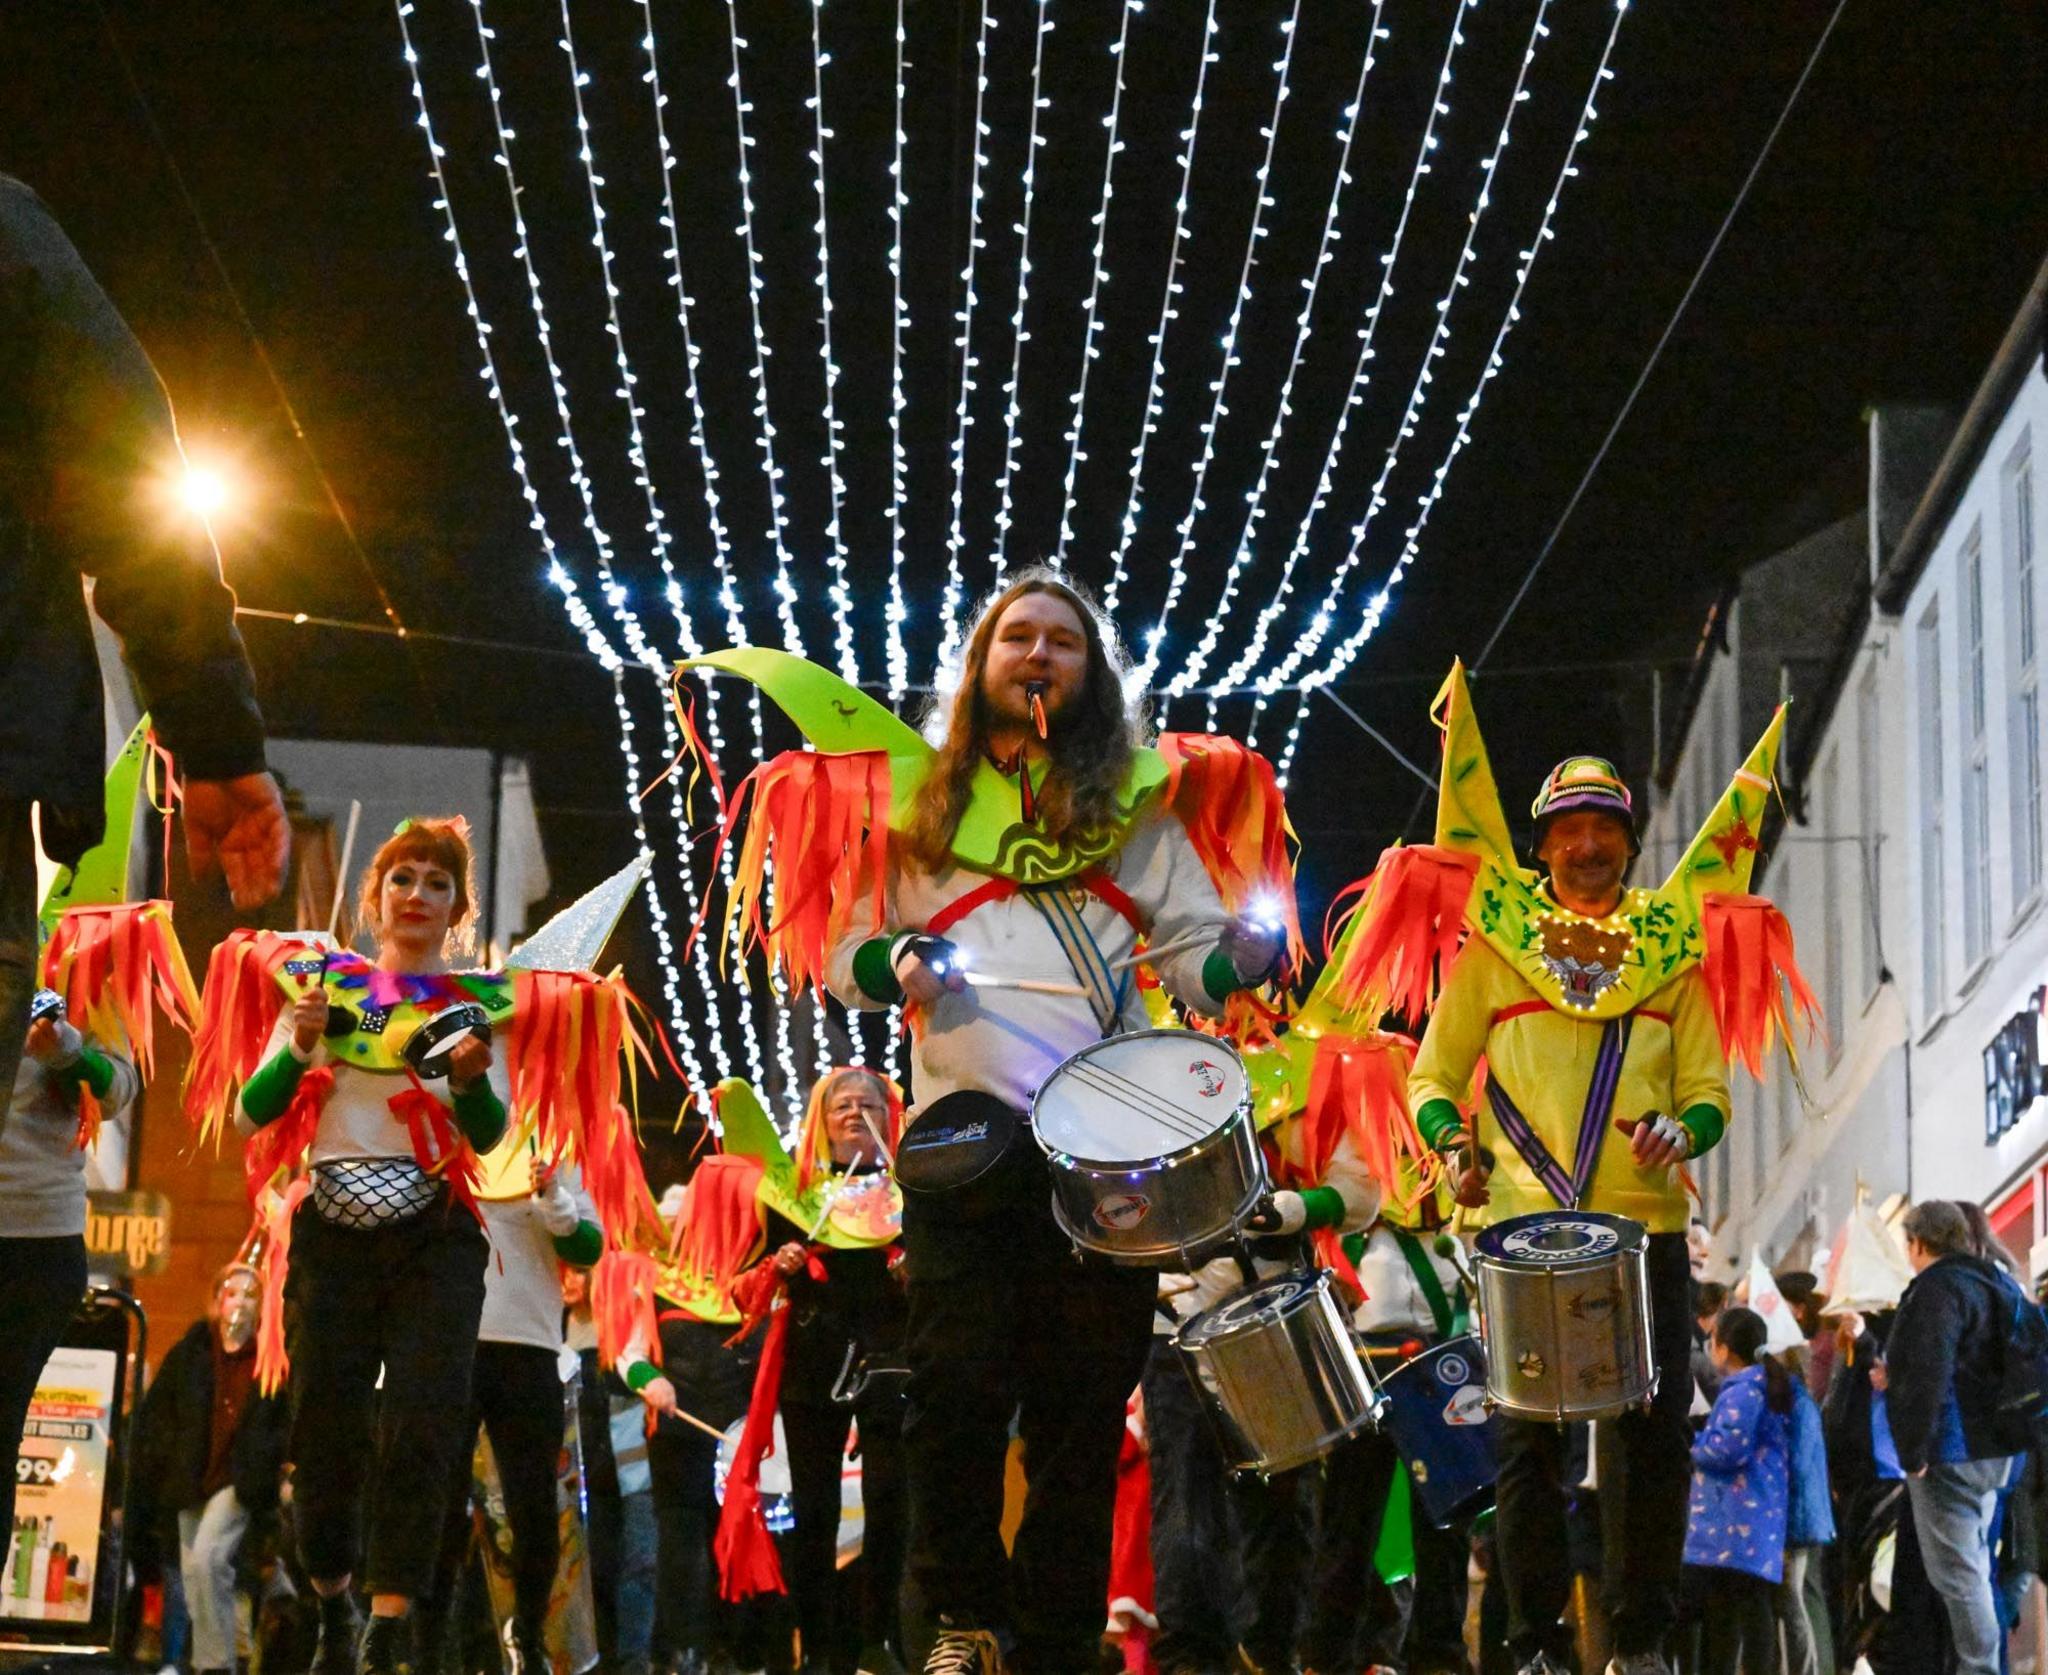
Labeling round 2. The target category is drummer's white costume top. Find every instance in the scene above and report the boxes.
[476,1157,600,1351]
[826,804,1234,1109]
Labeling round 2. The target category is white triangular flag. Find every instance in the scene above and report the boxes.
[1746,1249,1809,1354]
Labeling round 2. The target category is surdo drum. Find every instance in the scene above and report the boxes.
[1172,1268,1384,1474]
[1472,1210,1656,1422]
[1030,1028,1266,1265]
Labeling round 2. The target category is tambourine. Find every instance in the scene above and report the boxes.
[399,1003,493,1076]
[28,989,67,1025]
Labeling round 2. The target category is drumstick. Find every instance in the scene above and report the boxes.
[326,799,362,940]
[960,971,1089,998]
[1104,931,1212,976]
[858,1107,895,1166]
[660,1403,727,1443]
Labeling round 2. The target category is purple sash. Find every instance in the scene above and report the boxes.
[1484,1015,1633,1209]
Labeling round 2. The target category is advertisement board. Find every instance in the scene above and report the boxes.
[3,1346,119,1626]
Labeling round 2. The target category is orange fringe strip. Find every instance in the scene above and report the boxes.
[1328,846,1478,1028]
[592,1247,663,1371]
[244,1067,333,1203]
[715,1304,792,1600]
[1301,1030,1437,1214]
[184,930,308,1148]
[669,1153,768,1306]
[1700,892,1823,1080]
[1159,733,1304,966]
[41,902,199,1141]
[254,1175,312,1395]
[692,749,893,997]
[509,969,667,1251]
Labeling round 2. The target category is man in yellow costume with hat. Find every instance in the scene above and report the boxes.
[1340,664,1813,1675]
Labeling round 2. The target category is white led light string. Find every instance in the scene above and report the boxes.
[722,1,807,664]
[565,0,776,1089]
[987,0,1055,585]
[1256,0,1540,712]
[1100,0,1218,621]
[1164,0,1389,715]
[1275,0,1632,782]
[807,0,860,686]
[1133,2,1303,691]
[934,0,995,680]
[635,0,779,1095]
[1050,0,1140,570]
[1220,0,1479,738]
[883,0,911,702]
[393,0,707,1089]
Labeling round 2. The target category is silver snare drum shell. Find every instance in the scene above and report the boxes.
[1472,1210,1655,1422]
[1031,1029,1267,1266]
[1172,1268,1384,1474]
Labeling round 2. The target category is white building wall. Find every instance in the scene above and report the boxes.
[1899,360,2048,1220]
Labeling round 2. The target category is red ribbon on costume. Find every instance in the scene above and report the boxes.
[243,1066,333,1202]
[388,1073,485,1224]
[253,1175,312,1395]
[714,1302,794,1600]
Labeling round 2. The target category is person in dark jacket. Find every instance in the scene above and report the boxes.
[1885,1200,2021,1675]
[0,171,287,1121]
[135,1265,290,1675]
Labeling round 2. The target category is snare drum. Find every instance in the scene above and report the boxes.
[1031,1029,1266,1264]
[1472,1211,1655,1422]
[1376,1334,1498,1526]
[1173,1269,1382,1474]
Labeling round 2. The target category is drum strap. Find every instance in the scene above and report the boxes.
[1023,885,1130,1035]
[1392,1230,1455,1340]
[1483,1014,1634,1209]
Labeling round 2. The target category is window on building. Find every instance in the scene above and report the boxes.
[2009,438,2042,911]
[1821,745,1844,1051]
[1918,599,1946,1016]
[1963,529,1993,971]
[1857,659,1883,996]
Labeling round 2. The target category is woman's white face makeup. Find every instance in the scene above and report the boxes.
[381,859,458,954]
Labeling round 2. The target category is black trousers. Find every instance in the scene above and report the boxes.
[646,1316,756,1660]
[1694,1566,1778,1675]
[283,1200,488,1595]
[1141,1335,1313,1672]
[0,1234,86,1539]
[783,1392,907,1667]
[1494,1228,1692,1661]
[1305,1420,1470,1673]
[431,1340,565,1632]
[901,1241,1156,1675]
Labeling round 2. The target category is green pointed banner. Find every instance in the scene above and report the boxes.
[40,716,152,939]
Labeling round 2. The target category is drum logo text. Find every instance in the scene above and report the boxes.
[1187,1059,1227,1097]
[1093,1193,1152,1230]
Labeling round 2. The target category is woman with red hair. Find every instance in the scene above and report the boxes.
[233,818,508,1675]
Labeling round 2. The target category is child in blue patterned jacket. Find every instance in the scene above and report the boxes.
[1684,1306,1793,1674]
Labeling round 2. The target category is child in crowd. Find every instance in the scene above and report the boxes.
[1684,1306,1793,1674]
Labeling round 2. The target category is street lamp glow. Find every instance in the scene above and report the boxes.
[177,464,233,520]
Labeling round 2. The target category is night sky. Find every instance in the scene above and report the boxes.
[6,1,2047,1078]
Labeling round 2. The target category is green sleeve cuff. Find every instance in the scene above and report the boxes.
[1677,1102,1726,1158]
[52,1047,116,1100]
[624,1358,659,1392]
[1416,1098,1465,1152]
[452,1080,508,1151]
[552,1221,604,1266]
[852,936,904,1005]
[240,1047,309,1128]
[1202,949,1240,1003]
[1300,1185,1346,1231]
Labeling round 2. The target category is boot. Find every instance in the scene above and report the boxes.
[410,1601,452,1675]
[361,1612,417,1675]
[312,1591,364,1675]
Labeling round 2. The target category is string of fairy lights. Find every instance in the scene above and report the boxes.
[391,0,1639,1118]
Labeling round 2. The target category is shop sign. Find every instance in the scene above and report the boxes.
[1986,989,2048,1143]
[82,1191,171,1278]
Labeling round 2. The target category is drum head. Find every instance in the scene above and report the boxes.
[1032,1029,1249,1165]
[1177,1269,1322,1347]
[1474,1210,1643,1266]
[401,1002,493,1076]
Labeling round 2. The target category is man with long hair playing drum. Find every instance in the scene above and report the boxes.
[1407,754,1728,1675]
